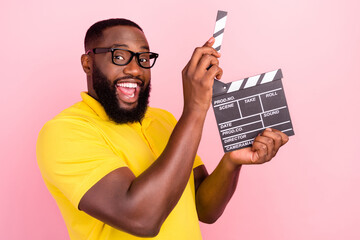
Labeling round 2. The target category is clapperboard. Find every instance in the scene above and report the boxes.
[211,10,295,152]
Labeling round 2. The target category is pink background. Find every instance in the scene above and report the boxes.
[1,0,359,239]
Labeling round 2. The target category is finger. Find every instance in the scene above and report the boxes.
[215,67,223,80]
[199,54,219,67]
[271,128,289,145]
[228,147,255,165]
[184,56,220,86]
[251,141,268,163]
[254,135,274,161]
[187,55,220,84]
[188,46,220,71]
[197,55,219,73]
[204,37,221,71]
[261,128,282,155]
[203,37,215,47]
[206,64,223,82]
[192,45,220,60]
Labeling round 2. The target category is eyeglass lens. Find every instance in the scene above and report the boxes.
[113,49,156,68]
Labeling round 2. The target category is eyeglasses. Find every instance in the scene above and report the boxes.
[86,48,159,69]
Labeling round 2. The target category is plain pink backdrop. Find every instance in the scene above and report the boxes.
[1,0,359,239]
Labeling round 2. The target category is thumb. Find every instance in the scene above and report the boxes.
[229,147,259,165]
[203,37,215,47]
[250,151,260,163]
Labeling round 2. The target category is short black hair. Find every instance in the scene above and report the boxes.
[84,18,143,51]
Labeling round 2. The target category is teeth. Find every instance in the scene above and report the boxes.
[129,93,135,98]
[117,82,138,88]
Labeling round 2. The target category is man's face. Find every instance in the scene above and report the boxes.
[89,26,152,123]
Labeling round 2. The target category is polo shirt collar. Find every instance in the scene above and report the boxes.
[81,92,110,121]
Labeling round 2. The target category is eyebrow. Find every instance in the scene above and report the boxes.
[112,44,150,51]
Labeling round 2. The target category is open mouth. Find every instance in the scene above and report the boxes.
[117,82,138,98]
[115,80,143,106]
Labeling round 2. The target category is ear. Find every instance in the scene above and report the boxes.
[81,54,92,75]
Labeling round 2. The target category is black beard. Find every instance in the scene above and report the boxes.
[92,64,150,124]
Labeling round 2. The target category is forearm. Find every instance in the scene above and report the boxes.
[196,153,241,223]
[126,111,206,228]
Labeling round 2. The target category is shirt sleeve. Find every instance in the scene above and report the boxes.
[36,118,127,208]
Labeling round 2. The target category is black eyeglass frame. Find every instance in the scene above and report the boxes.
[86,48,159,69]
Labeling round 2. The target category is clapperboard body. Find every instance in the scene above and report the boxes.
[211,11,294,152]
[212,69,294,152]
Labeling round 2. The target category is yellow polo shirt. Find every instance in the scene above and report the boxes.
[37,92,203,240]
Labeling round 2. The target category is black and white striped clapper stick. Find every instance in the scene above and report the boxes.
[227,69,284,93]
[213,10,227,52]
[212,10,229,96]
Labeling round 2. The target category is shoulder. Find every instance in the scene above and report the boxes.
[46,98,104,128]
[37,101,104,149]
[36,102,116,180]
[55,100,101,122]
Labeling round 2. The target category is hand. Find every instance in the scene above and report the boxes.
[226,128,289,166]
[181,37,223,115]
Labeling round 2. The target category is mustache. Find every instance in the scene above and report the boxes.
[114,76,145,86]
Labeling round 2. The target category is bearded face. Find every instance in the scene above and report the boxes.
[92,63,150,124]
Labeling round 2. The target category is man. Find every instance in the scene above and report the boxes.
[37,18,288,240]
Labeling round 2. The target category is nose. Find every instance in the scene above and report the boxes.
[123,56,142,76]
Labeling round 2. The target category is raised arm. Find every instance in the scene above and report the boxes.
[78,37,222,237]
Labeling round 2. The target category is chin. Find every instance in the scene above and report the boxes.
[118,101,138,111]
